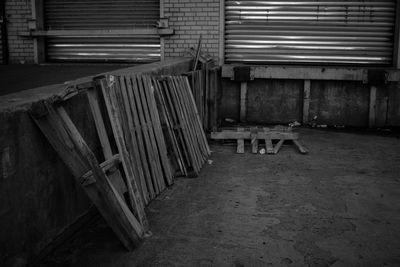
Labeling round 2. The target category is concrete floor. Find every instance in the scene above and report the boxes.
[41,129,400,267]
[0,64,130,96]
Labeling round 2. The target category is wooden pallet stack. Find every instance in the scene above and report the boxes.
[29,72,210,251]
[152,75,211,176]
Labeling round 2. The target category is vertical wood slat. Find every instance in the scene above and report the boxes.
[303,79,311,124]
[240,82,247,122]
[30,101,144,251]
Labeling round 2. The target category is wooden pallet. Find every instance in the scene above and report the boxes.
[211,126,308,155]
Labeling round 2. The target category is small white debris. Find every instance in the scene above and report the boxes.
[259,148,266,155]
[207,159,213,165]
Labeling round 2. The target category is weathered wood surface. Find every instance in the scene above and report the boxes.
[30,102,144,251]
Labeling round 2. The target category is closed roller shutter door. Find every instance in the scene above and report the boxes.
[44,0,160,63]
[225,0,397,65]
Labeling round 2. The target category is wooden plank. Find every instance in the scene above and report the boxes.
[142,75,174,185]
[369,85,377,128]
[130,75,163,194]
[124,76,156,199]
[293,140,309,154]
[192,34,202,71]
[117,76,150,204]
[30,102,144,251]
[222,65,368,81]
[236,128,245,154]
[211,131,298,140]
[177,76,208,160]
[240,82,247,122]
[251,127,258,154]
[152,77,187,176]
[273,139,285,154]
[263,127,274,154]
[182,76,211,156]
[28,28,174,37]
[303,79,311,124]
[136,75,166,191]
[98,76,148,229]
[80,154,120,186]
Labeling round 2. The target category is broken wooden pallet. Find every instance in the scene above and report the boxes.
[30,101,145,251]
[211,126,308,155]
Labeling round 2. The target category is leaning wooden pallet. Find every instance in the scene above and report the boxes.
[151,75,211,176]
[152,77,188,177]
[30,101,144,251]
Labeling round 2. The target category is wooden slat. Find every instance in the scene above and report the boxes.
[211,131,298,140]
[303,79,311,124]
[237,127,245,154]
[240,82,247,122]
[293,140,309,154]
[182,76,211,156]
[273,139,285,154]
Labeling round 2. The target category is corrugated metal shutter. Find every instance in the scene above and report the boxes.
[225,0,397,65]
[44,0,160,63]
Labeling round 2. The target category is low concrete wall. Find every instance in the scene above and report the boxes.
[0,58,192,266]
[220,78,400,127]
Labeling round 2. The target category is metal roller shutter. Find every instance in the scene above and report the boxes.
[44,0,160,63]
[225,0,397,65]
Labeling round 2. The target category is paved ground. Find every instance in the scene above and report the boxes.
[41,129,400,267]
[0,64,130,96]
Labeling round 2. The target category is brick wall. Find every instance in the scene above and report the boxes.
[164,0,220,60]
[5,0,34,64]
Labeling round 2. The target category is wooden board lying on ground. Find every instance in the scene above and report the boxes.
[30,101,144,251]
[211,126,308,155]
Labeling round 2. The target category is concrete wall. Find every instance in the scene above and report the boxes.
[219,79,400,127]
[0,58,192,266]
[164,0,220,59]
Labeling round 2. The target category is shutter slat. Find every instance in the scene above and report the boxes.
[225,0,396,65]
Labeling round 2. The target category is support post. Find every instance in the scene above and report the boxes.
[218,0,225,65]
[303,79,311,124]
[31,0,45,63]
[369,85,377,128]
[240,82,247,122]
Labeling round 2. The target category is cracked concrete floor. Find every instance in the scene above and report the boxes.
[41,129,400,267]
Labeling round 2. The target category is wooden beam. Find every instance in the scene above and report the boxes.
[240,82,247,122]
[218,0,225,66]
[369,85,377,128]
[236,128,244,154]
[26,28,174,37]
[222,65,400,82]
[211,130,299,140]
[302,79,311,124]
